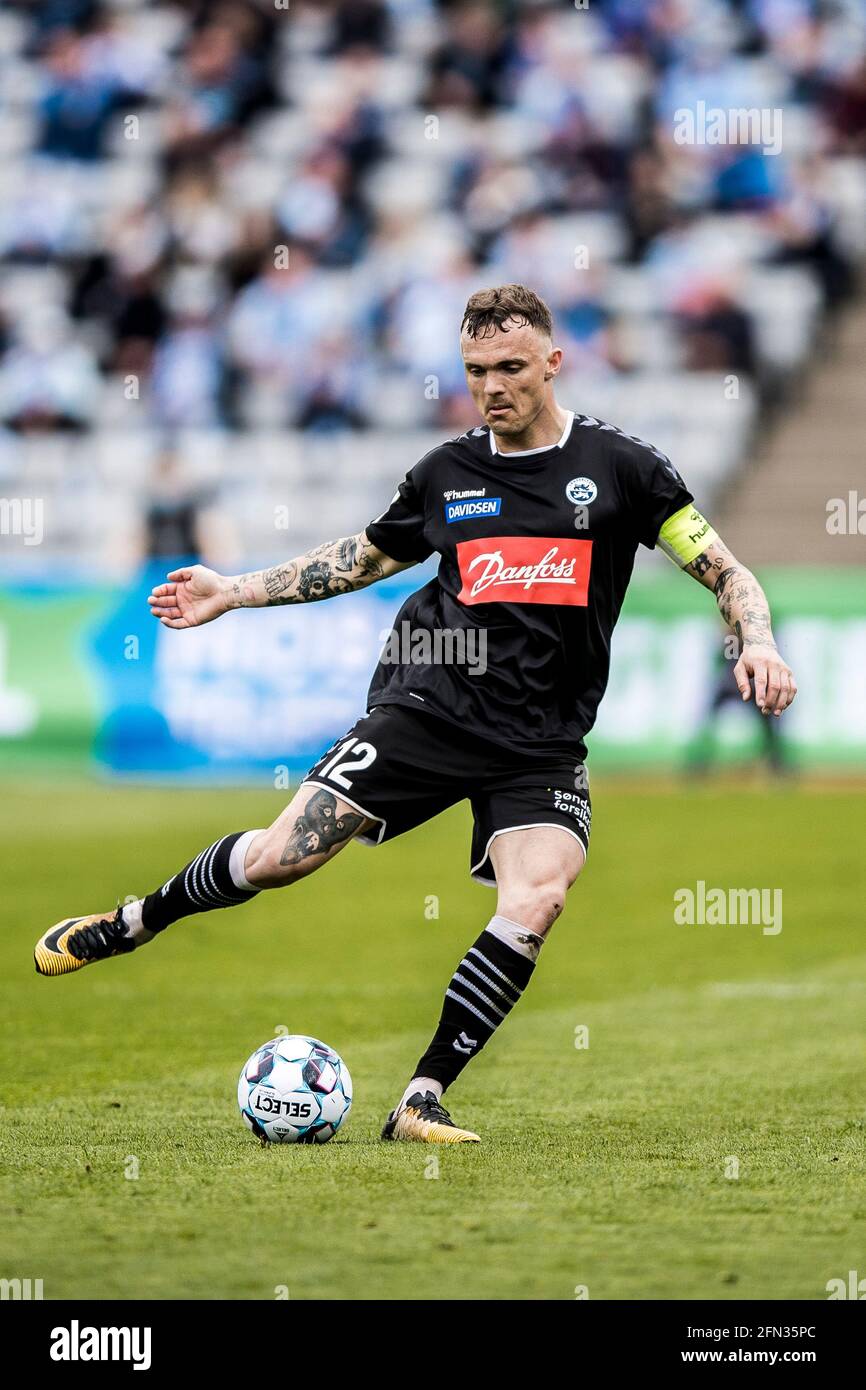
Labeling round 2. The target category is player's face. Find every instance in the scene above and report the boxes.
[460,320,561,439]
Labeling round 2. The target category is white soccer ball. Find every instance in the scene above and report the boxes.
[237,1035,353,1144]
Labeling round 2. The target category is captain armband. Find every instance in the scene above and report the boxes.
[656,505,718,568]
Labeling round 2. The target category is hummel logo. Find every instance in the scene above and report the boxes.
[453,1031,477,1055]
[160,876,176,897]
[444,487,486,501]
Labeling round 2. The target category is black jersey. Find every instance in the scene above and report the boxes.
[364,411,693,760]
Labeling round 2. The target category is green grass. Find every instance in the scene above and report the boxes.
[1,777,863,1300]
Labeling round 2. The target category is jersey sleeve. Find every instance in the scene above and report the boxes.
[617,439,694,550]
[365,470,433,563]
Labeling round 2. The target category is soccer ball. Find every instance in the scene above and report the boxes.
[237,1035,352,1144]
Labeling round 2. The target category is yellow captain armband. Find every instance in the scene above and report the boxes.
[656,504,718,568]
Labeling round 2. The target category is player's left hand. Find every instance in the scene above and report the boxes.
[733,643,797,717]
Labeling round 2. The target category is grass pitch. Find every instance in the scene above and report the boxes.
[1,777,863,1301]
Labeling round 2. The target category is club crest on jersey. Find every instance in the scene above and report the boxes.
[565,477,597,505]
[444,496,502,523]
[456,536,592,607]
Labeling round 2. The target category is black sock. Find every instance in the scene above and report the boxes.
[412,926,539,1091]
[141,832,259,934]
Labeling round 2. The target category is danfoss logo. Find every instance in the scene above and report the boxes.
[469,547,574,594]
[456,536,592,606]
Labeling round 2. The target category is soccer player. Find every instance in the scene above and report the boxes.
[34,285,797,1144]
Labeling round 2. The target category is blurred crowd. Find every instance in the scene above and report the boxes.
[0,0,864,439]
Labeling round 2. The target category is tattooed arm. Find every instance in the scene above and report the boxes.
[684,537,797,717]
[226,532,413,610]
[148,532,414,629]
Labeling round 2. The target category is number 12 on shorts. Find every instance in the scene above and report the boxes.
[318,738,377,790]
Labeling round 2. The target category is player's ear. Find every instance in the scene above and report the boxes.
[544,346,563,381]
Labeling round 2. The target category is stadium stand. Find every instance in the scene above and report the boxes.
[0,0,863,569]
[715,290,866,564]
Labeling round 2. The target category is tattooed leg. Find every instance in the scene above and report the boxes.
[279,790,363,866]
[243,784,375,889]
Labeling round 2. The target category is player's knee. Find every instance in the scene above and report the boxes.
[532,881,568,933]
[500,874,570,935]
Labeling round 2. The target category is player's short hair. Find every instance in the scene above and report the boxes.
[461,284,553,340]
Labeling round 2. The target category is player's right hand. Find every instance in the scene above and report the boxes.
[148,565,230,629]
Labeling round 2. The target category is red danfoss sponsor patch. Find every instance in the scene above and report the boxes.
[456,536,593,606]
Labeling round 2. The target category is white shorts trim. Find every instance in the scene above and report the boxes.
[470,822,588,887]
[299,780,387,847]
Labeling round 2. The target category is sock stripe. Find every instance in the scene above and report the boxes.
[452,972,508,1020]
[459,955,520,1004]
[185,839,248,909]
[190,848,208,906]
[444,989,498,1031]
[202,838,245,905]
[191,846,219,907]
[184,857,206,908]
[189,844,214,906]
[200,841,227,905]
[467,946,521,998]
[199,842,217,902]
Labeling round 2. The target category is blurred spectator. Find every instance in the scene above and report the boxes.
[276,148,370,267]
[673,281,756,373]
[623,149,677,262]
[133,447,237,569]
[425,2,511,112]
[227,244,366,426]
[164,22,273,160]
[826,56,866,154]
[327,1,392,56]
[150,269,226,429]
[0,305,100,431]
[686,632,787,776]
[37,29,124,162]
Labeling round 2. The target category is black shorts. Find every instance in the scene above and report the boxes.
[301,703,591,886]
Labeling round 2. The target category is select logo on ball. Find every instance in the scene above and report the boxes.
[252,1090,314,1119]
